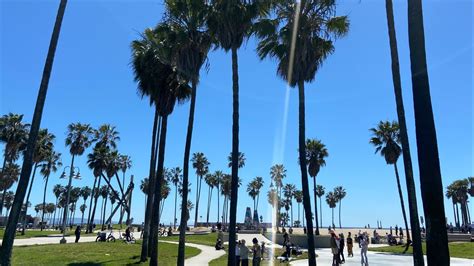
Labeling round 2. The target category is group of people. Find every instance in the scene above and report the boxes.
[330,230,369,266]
[215,223,263,266]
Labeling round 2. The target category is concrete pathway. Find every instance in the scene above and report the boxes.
[290,245,474,266]
[160,240,225,265]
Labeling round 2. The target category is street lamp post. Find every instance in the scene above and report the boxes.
[59,165,81,244]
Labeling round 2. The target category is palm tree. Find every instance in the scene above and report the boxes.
[0,113,30,173]
[132,23,192,265]
[99,185,109,229]
[283,184,296,227]
[445,185,459,227]
[315,185,325,228]
[294,190,303,226]
[270,164,286,231]
[140,178,149,207]
[85,146,107,233]
[370,120,411,246]
[0,113,29,215]
[333,186,346,228]
[326,192,337,228]
[247,180,258,214]
[79,204,87,227]
[161,3,212,264]
[384,0,423,262]
[204,173,217,226]
[267,188,279,227]
[214,170,224,223]
[159,177,171,220]
[39,150,61,230]
[407,0,449,262]
[63,122,94,232]
[0,163,20,216]
[191,152,210,227]
[80,186,91,226]
[69,187,81,225]
[169,167,182,229]
[52,184,63,226]
[305,138,328,235]
[118,154,131,226]
[23,129,55,234]
[207,2,270,262]
[3,191,15,217]
[256,2,348,262]
[227,152,246,169]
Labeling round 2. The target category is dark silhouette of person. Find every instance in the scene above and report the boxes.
[74,226,81,243]
[125,226,131,242]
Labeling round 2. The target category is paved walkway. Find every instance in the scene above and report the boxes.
[160,240,225,265]
[289,246,474,266]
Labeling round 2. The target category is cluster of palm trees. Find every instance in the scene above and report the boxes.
[446,178,473,228]
[0,0,451,265]
[0,117,133,235]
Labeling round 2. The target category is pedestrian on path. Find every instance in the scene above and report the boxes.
[360,232,369,266]
[240,239,249,266]
[338,233,345,263]
[330,230,340,266]
[236,241,241,266]
[347,232,353,257]
[74,226,81,243]
[252,238,261,266]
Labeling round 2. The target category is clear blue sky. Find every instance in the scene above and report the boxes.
[1,0,472,228]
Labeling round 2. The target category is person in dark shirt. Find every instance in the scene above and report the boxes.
[346,232,353,257]
[74,226,81,243]
[338,233,345,263]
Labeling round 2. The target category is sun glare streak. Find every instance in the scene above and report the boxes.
[271,1,301,265]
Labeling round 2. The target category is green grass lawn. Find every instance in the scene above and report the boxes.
[0,229,94,239]
[11,241,200,265]
[164,232,217,246]
[368,242,474,259]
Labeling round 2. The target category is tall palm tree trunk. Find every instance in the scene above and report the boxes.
[393,164,411,245]
[452,202,457,226]
[297,81,316,265]
[40,173,51,231]
[140,110,160,262]
[298,202,300,225]
[178,80,197,266]
[338,200,342,228]
[61,155,75,234]
[150,115,169,266]
[0,188,6,217]
[385,0,423,262]
[206,187,212,226]
[455,203,460,227]
[217,182,220,223]
[312,177,319,235]
[52,199,58,227]
[0,2,67,260]
[22,163,39,235]
[407,0,449,263]
[228,46,241,266]
[319,197,323,228]
[194,176,201,227]
[173,184,178,229]
[86,176,98,233]
[332,208,334,226]
[89,177,102,233]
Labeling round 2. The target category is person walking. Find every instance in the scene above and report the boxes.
[240,239,249,266]
[330,230,340,266]
[236,241,241,266]
[338,233,345,263]
[252,238,261,266]
[395,225,398,236]
[360,232,369,266]
[347,232,354,257]
[74,226,81,243]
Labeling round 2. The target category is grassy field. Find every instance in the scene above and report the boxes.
[164,232,217,246]
[369,242,474,259]
[0,229,95,239]
[11,241,200,265]
[209,247,308,266]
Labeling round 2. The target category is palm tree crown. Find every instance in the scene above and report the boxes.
[370,120,401,165]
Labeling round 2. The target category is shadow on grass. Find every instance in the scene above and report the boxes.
[68,263,101,266]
